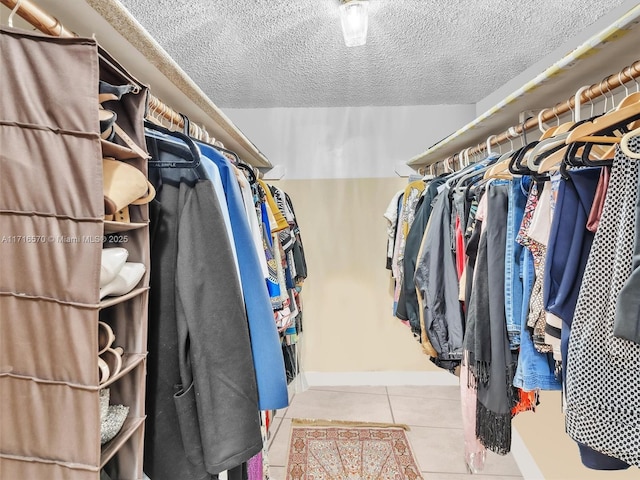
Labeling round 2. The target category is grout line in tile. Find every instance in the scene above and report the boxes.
[268,414,288,450]
[386,388,397,424]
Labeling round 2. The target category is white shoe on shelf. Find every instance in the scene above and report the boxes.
[100,247,129,288]
[99,262,145,299]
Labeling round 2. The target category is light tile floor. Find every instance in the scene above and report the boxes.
[267,385,524,480]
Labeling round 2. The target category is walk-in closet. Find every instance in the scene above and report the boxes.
[1,1,639,479]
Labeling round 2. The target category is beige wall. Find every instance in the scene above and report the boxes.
[273,177,439,373]
[514,391,638,480]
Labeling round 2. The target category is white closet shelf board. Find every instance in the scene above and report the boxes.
[407,4,640,168]
[0,0,271,168]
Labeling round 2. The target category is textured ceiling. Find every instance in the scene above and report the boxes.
[117,0,625,108]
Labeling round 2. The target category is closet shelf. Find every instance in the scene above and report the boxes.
[407,5,640,169]
[100,353,146,389]
[99,287,149,310]
[0,0,272,169]
[104,220,149,234]
[100,416,146,468]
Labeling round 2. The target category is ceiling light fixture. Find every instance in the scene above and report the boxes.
[339,0,369,47]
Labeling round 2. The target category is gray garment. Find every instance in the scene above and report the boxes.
[145,174,262,480]
[414,187,464,370]
[614,136,640,344]
[398,177,445,333]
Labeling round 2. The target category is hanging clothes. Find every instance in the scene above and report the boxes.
[236,168,269,280]
[513,181,561,392]
[384,189,404,270]
[396,176,446,335]
[198,143,289,411]
[146,167,262,479]
[465,181,518,455]
[543,168,600,371]
[392,181,426,313]
[565,142,640,469]
[504,177,529,349]
[614,155,640,343]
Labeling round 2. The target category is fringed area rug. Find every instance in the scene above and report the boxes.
[285,419,423,480]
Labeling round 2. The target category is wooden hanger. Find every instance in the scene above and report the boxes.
[484,138,516,180]
[566,91,640,143]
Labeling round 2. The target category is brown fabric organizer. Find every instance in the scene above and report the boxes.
[0,26,150,480]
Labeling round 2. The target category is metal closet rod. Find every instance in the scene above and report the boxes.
[430,59,640,173]
[1,0,205,139]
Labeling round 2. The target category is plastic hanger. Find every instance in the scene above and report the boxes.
[484,131,517,179]
[422,164,436,181]
[520,107,564,172]
[7,0,24,27]
[444,149,477,187]
[540,106,562,140]
[145,120,201,169]
[620,126,640,159]
[486,134,498,157]
[454,149,500,188]
[536,109,557,140]
[508,120,538,175]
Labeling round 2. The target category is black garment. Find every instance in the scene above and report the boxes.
[221,463,248,480]
[283,343,298,384]
[463,186,483,310]
[284,192,308,281]
[465,182,518,455]
[145,171,262,480]
[397,177,445,335]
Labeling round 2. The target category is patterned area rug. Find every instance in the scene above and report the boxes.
[285,419,423,480]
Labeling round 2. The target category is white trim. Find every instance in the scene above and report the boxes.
[304,371,459,387]
[394,162,417,178]
[511,427,545,480]
[259,164,286,180]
